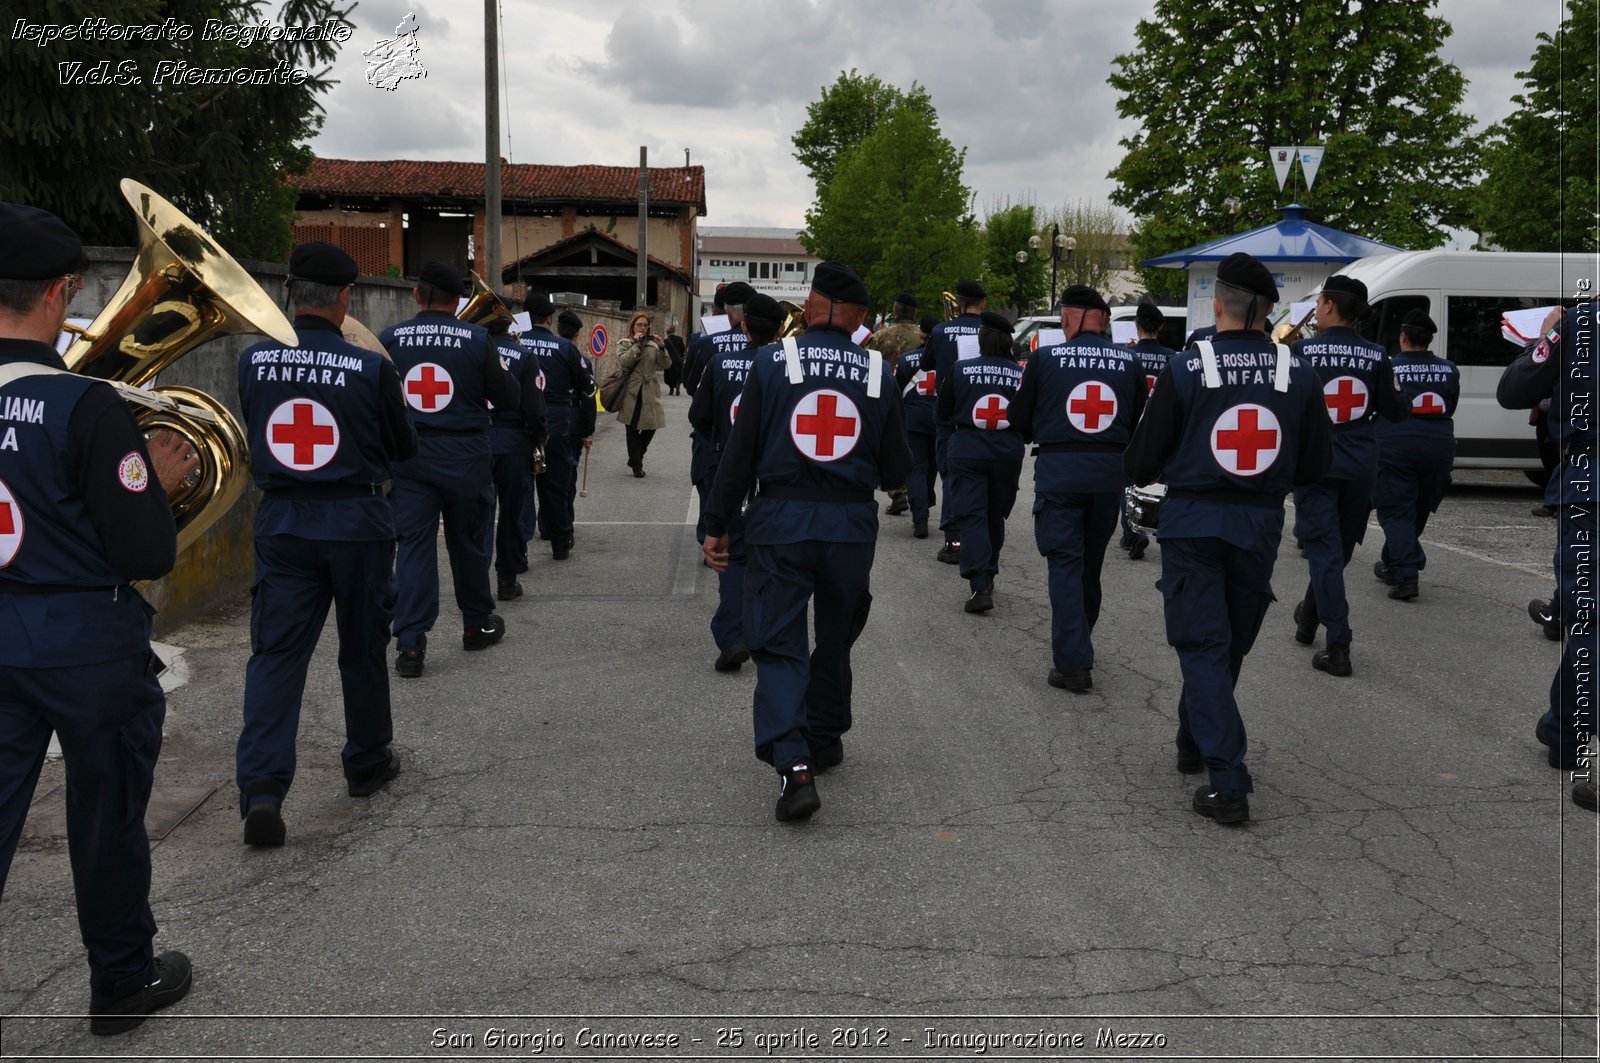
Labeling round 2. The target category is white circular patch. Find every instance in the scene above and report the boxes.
[915,371,938,397]
[266,399,340,471]
[1210,403,1282,477]
[536,369,547,392]
[789,389,861,462]
[1532,339,1551,364]
[1412,391,1448,416]
[971,392,1011,431]
[729,393,742,426]
[404,362,455,412]
[118,451,150,493]
[1322,375,1370,423]
[1066,380,1118,433]
[0,477,23,568]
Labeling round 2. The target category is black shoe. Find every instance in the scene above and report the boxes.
[1389,581,1418,600]
[1047,667,1092,692]
[1313,642,1353,677]
[552,542,571,561]
[913,520,929,539]
[395,648,425,678]
[463,614,506,651]
[810,743,844,775]
[1574,780,1599,812]
[89,951,193,1036]
[1532,503,1557,518]
[1373,560,1396,586]
[964,587,994,613]
[242,799,285,847]
[1536,716,1577,769]
[1192,785,1249,825]
[1529,599,1562,641]
[347,751,401,797]
[1293,600,1318,645]
[497,578,523,602]
[775,764,820,822]
[887,494,909,516]
[1127,533,1149,561]
[1176,749,1204,774]
[633,467,646,478]
[714,644,751,672]
[936,542,961,564]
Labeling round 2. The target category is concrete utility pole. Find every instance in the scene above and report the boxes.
[483,0,501,290]
[637,146,649,309]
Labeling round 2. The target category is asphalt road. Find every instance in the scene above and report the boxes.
[3,395,1595,1061]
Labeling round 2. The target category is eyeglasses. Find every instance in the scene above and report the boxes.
[60,274,84,298]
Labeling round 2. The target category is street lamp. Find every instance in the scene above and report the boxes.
[1036,225,1077,306]
[1013,249,1029,315]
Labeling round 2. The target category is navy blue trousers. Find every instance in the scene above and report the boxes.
[1374,439,1452,583]
[0,647,164,1006]
[536,426,582,548]
[906,426,937,525]
[1034,490,1121,672]
[392,453,496,651]
[711,503,748,652]
[491,444,531,578]
[1160,534,1280,797]
[238,535,397,810]
[690,432,712,544]
[745,540,874,771]
[948,453,1022,592]
[935,424,954,538]
[1540,502,1598,769]
[1293,476,1373,645]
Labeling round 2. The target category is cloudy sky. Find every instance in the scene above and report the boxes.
[309,0,1559,229]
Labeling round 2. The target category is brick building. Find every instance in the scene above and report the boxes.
[289,157,707,327]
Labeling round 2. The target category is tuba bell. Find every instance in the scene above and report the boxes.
[457,271,517,333]
[63,178,297,555]
[778,299,806,339]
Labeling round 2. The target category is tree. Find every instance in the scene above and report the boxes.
[981,200,1048,315]
[1046,199,1131,299]
[801,104,982,318]
[0,0,350,259]
[792,70,935,196]
[1473,0,1598,252]
[1108,0,1477,299]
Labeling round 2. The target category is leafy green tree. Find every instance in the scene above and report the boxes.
[1046,199,1130,299]
[1109,0,1477,299]
[792,69,934,196]
[801,103,982,317]
[980,200,1047,315]
[1474,0,1598,252]
[0,0,350,259]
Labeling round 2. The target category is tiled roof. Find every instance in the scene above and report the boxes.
[291,158,707,214]
[507,227,691,285]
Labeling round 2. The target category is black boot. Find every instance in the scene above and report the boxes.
[1312,641,1352,677]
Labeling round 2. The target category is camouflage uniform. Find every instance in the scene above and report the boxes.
[867,318,923,372]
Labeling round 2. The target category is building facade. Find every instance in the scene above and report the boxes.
[695,227,818,318]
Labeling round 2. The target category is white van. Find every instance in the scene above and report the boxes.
[1317,251,1593,472]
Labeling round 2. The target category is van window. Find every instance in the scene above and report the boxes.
[1361,295,1431,354]
[1447,295,1553,366]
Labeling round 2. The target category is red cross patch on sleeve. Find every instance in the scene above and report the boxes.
[118,451,150,493]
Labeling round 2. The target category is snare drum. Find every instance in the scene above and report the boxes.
[1124,482,1167,535]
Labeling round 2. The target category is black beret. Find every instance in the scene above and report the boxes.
[919,312,939,335]
[0,203,83,280]
[720,281,756,306]
[979,310,1015,334]
[1135,298,1165,330]
[288,241,357,286]
[418,259,465,298]
[1216,253,1278,301]
[812,261,869,305]
[525,291,556,316]
[954,279,986,300]
[1058,284,1109,313]
[743,292,784,324]
[894,291,920,308]
[557,309,583,331]
[1401,308,1437,334]
[1321,274,1368,305]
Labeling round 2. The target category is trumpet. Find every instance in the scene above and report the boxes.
[63,179,297,555]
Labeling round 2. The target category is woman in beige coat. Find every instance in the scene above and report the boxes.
[614,310,672,477]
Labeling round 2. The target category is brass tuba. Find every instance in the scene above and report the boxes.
[457,271,516,332]
[63,179,297,554]
[1271,302,1318,345]
[778,299,806,339]
[941,290,959,320]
